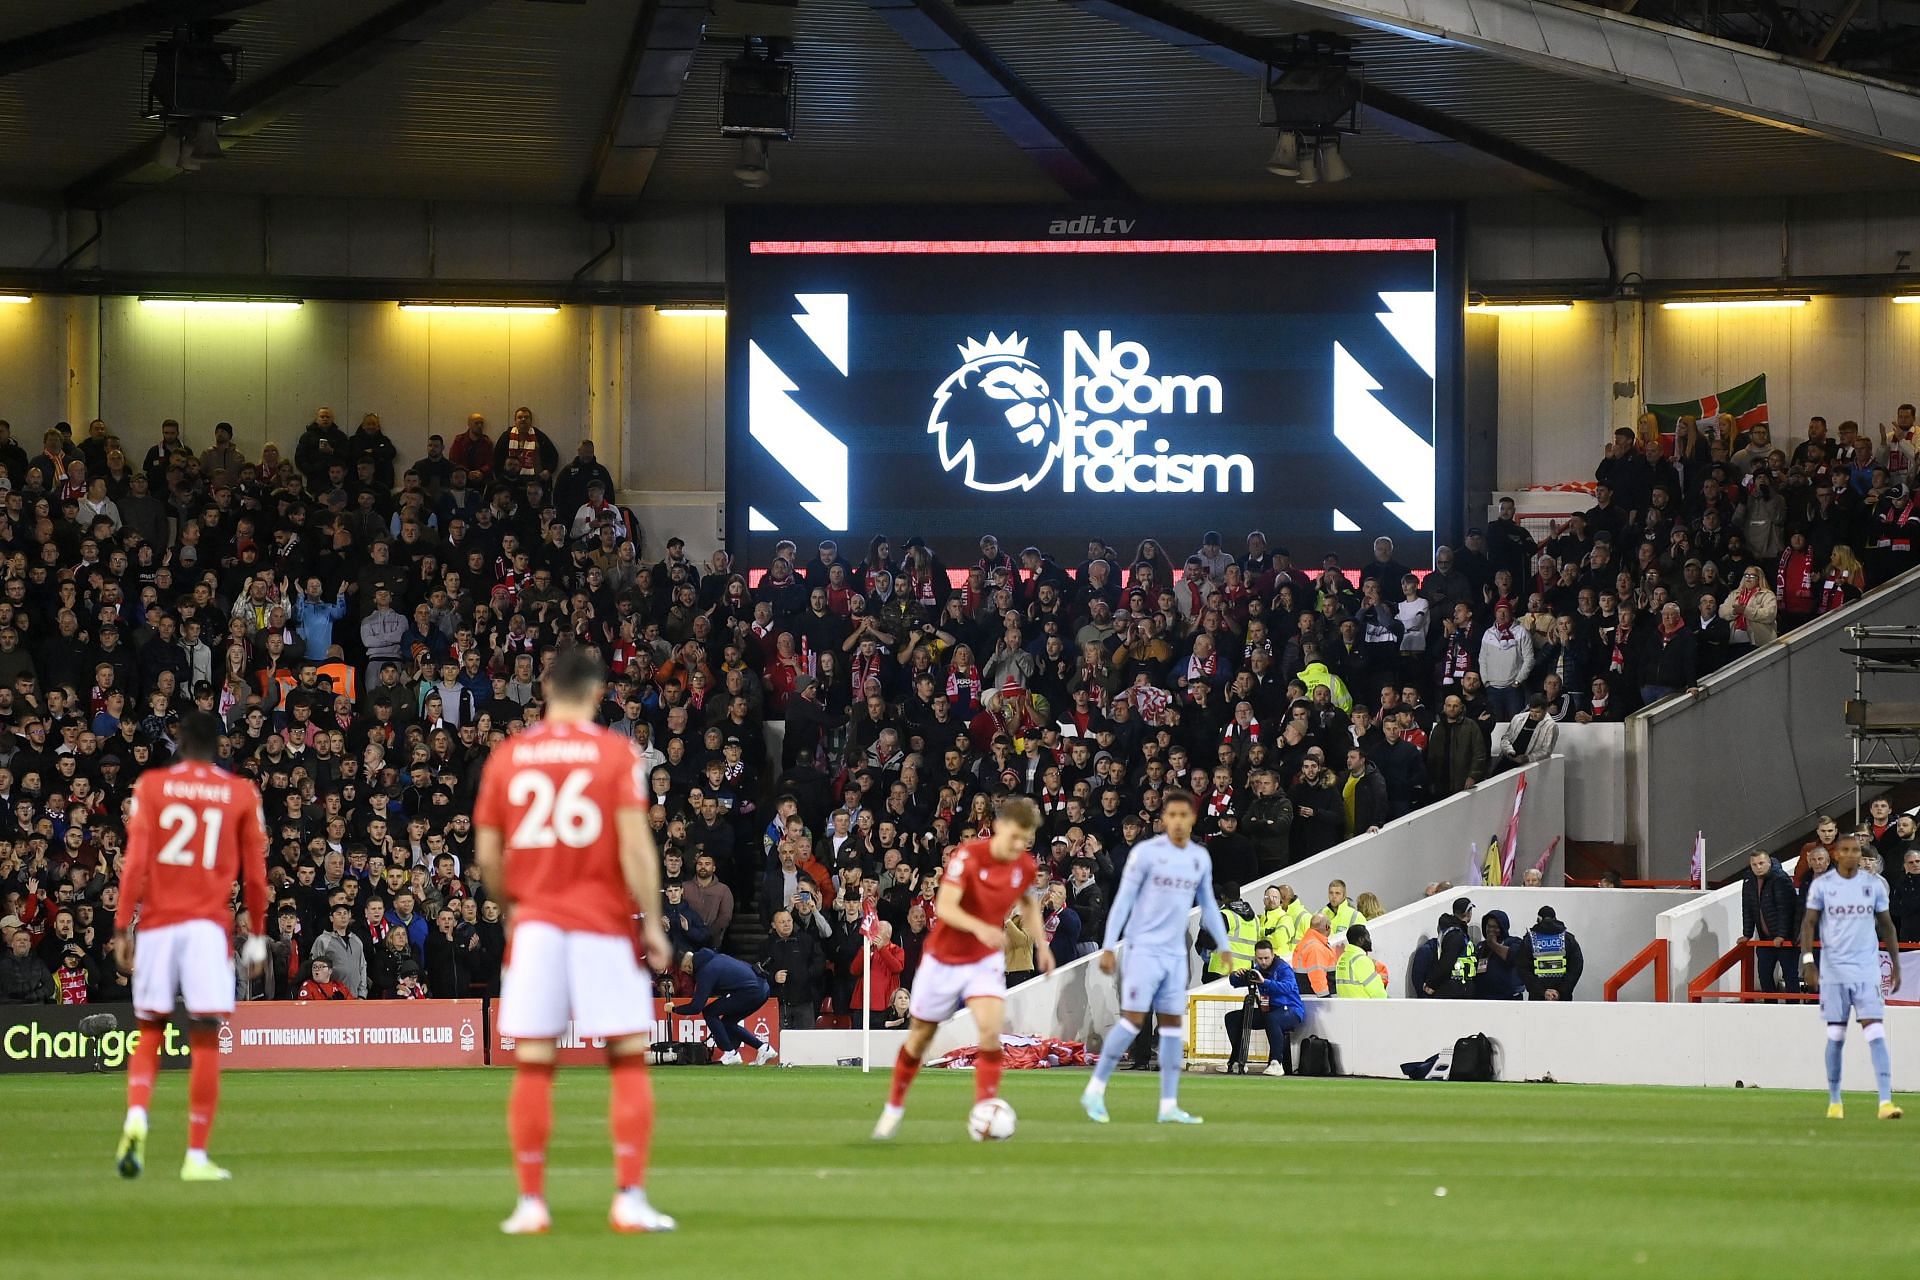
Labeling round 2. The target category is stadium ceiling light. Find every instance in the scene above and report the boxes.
[654,303,726,318]
[397,302,560,314]
[1317,139,1351,184]
[1893,294,1920,305]
[1266,132,1301,178]
[139,296,303,310]
[0,294,32,304]
[1468,302,1575,313]
[1661,297,1809,310]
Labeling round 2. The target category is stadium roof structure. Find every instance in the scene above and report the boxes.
[0,0,1918,213]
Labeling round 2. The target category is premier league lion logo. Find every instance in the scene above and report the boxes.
[927,333,1063,492]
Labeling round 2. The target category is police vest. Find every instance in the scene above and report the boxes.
[1209,912,1264,976]
[1334,944,1387,998]
[1448,928,1476,985]
[1529,928,1568,978]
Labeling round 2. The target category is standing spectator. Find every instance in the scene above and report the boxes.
[1425,693,1487,798]
[1776,531,1817,632]
[1004,907,1037,986]
[448,413,493,483]
[424,906,472,998]
[1473,910,1527,1000]
[1477,603,1534,717]
[760,909,825,1030]
[683,853,735,951]
[0,929,54,1002]
[1042,882,1081,969]
[1719,565,1778,658]
[1742,848,1800,1000]
[1640,602,1697,704]
[674,948,775,1064]
[1240,769,1293,874]
[1341,746,1389,835]
[309,902,368,998]
[659,880,712,954]
[1889,847,1920,943]
[493,406,558,492]
[1521,906,1584,1000]
[846,920,905,1031]
[1065,860,1105,947]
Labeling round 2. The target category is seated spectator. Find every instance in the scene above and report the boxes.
[296,956,355,1000]
[1491,692,1558,773]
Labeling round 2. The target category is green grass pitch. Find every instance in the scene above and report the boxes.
[6,1067,1913,1279]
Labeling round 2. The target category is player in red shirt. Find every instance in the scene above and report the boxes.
[872,796,1051,1140]
[473,646,675,1237]
[111,711,269,1182]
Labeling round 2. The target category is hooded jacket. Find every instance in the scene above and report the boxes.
[675,948,769,1014]
[1473,909,1527,999]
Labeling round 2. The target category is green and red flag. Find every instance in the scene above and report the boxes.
[1646,375,1768,434]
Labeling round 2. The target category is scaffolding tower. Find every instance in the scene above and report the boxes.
[1844,625,1920,820]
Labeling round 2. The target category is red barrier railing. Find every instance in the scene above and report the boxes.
[1565,877,1707,889]
[1602,938,1669,1002]
[1686,939,1920,1005]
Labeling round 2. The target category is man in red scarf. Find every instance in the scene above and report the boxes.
[1776,531,1817,632]
[491,406,557,493]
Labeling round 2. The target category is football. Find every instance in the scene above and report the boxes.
[967,1098,1017,1142]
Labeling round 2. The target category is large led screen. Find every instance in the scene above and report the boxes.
[726,206,1462,570]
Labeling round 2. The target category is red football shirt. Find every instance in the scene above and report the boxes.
[923,838,1038,966]
[473,719,647,937]
[116,761,269,934]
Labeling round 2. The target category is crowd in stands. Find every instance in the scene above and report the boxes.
[0,403,1909,1030]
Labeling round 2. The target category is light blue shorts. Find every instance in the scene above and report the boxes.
[1121,951,1189,1017]
[1820,977,1886,1024]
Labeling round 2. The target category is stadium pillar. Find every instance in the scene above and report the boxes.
[587,303,627,497]
[1607,219,1646,444]
[63,294,100,429]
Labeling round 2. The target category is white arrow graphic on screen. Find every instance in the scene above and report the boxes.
[1375,291,1436,379]
[792,293,849,376]
[749,340,849,531]
[1332,341,1434,532]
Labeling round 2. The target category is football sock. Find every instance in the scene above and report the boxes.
[509,1060,556,1199]
[186,1024,221,1155]
[126,1017,166,1118]
[1087,1018,1140,1093]
[888,1049,922,1108]
[1826,1024,1846,1105]
[609,1053,653,1191]
[1157,1030,1183,1113]
[1865,1023,1893,1105]
[974,1048,1004,1103]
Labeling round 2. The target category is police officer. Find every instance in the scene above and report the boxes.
[1523,905,1584,1000]
[1424,897,1476,999]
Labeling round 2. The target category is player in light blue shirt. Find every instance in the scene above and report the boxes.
[1799,833,1903,1120]
[1081,791,1233,1125]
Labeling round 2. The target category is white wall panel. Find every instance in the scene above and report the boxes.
[626,308,724,492]
[1493,304,1613,489]
[264,304,351,452]
[0,297,66,434]
[100,297,187,438]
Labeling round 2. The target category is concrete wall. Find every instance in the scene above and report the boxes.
[1361,886,1701,1002]
[1201,997,1920,1091]
[1657,880,1747,1003]
[1550,722,1626,845]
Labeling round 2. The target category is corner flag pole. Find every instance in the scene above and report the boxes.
[860,897,878,1073]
